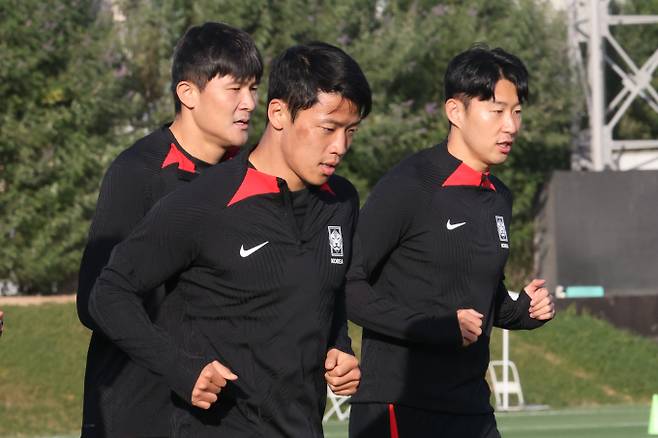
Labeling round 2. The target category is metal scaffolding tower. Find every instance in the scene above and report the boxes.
[568,0,658,170]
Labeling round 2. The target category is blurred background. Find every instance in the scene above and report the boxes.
[0,0,657,436]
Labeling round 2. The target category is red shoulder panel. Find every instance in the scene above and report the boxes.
[161,143,196,173]
[227,168,280,207]
[442,163,496,191]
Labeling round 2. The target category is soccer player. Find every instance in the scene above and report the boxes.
[87,42,371,436]
[77,22,262,437]
[0,310,3,337]
[346,46,556,438]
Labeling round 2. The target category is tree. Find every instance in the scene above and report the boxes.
[1,0,579,292]
[0,0,129,292]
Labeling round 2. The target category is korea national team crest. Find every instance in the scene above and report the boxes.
[495,215,509,249]
[328,225,344,264]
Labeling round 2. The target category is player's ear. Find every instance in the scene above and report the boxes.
[445,98,464,130]
[176,80,199,110]
[267,99,289,131]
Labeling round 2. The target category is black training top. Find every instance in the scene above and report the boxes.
[346,142,545,414]
[87,145,357,437]
[77,126,216,437]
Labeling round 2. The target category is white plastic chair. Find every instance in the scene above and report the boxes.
[323,386,351,422]
[488,359,525,411]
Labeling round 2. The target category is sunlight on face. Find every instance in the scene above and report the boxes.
[459,79,522,170]
[281,92,362,189]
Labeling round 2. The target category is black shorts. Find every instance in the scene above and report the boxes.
[349,402,501,438]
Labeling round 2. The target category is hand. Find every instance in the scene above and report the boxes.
[324,348,361,396]
[191,360,238,409]
[524,279,556,320]
[457,309,483,347]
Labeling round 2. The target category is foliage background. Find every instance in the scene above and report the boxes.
[1,0,655,293]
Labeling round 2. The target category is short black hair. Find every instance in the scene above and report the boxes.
[444,45,529,105]
[171,22,263,113]
[267,42,372,122]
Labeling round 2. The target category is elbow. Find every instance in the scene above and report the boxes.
[86,281,108,331]
[76,287,97,330]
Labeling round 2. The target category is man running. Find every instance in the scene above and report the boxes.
[87,42,371,437]
[346,46,555,438]
[77,22,262,437]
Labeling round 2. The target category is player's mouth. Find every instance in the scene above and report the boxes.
[320,161,339,176]
[496,141,512,154]
[234,118,250,130]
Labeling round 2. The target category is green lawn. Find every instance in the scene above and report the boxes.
[1,302,657,437]
[2,405,654,438]
[496,405,653,438]
[489,306,658,407]
[324,405,654,438]
[0,303,89,437]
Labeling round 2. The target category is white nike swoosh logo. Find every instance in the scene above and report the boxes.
[446,219,466,230]
[240,241,269,257]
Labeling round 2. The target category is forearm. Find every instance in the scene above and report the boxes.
[494,286,546,330]
[328,289,354,355]
[346,278,462,346]
[89,267,205,402]
[86,192,208,403]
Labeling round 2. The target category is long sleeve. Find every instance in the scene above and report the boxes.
[328,283,353,355]
[328,190,359,355]
[88,194,209,403]
[77,159,148,330]
[345,173,462,346]
[493,281,546,330]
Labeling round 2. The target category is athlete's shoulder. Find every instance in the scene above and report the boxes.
[123,127,171,163]
[174,155,246,207]
[489,174,513,204]
[109,128,170,174]
[324,174,358,202]
[375,145,440,192]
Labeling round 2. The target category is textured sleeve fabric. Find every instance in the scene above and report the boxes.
[88,192,210,403]
[493,281,547,330]
[346,172,462,346]
[328,281,353,355]
[77,156,149,331]
[489,182,545,330]
[327,182,359,355]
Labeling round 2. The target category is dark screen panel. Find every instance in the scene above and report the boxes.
[536,170,658,296]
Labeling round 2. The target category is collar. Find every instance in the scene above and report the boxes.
[227,155,336,207]
[160,125,218,174]
[437,142,496,191]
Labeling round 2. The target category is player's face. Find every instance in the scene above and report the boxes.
[193,75,258,148]
[459,79,522,170]
[281,92,361,188]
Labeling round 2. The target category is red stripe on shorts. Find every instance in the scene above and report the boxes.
[388,403,399,438]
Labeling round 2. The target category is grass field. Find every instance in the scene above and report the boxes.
[325,405,654,437]
[489,306,658,407]
[7,405,655,438]
[0,302,88,437]
[326,404,654,438]
[1,301,657,437]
